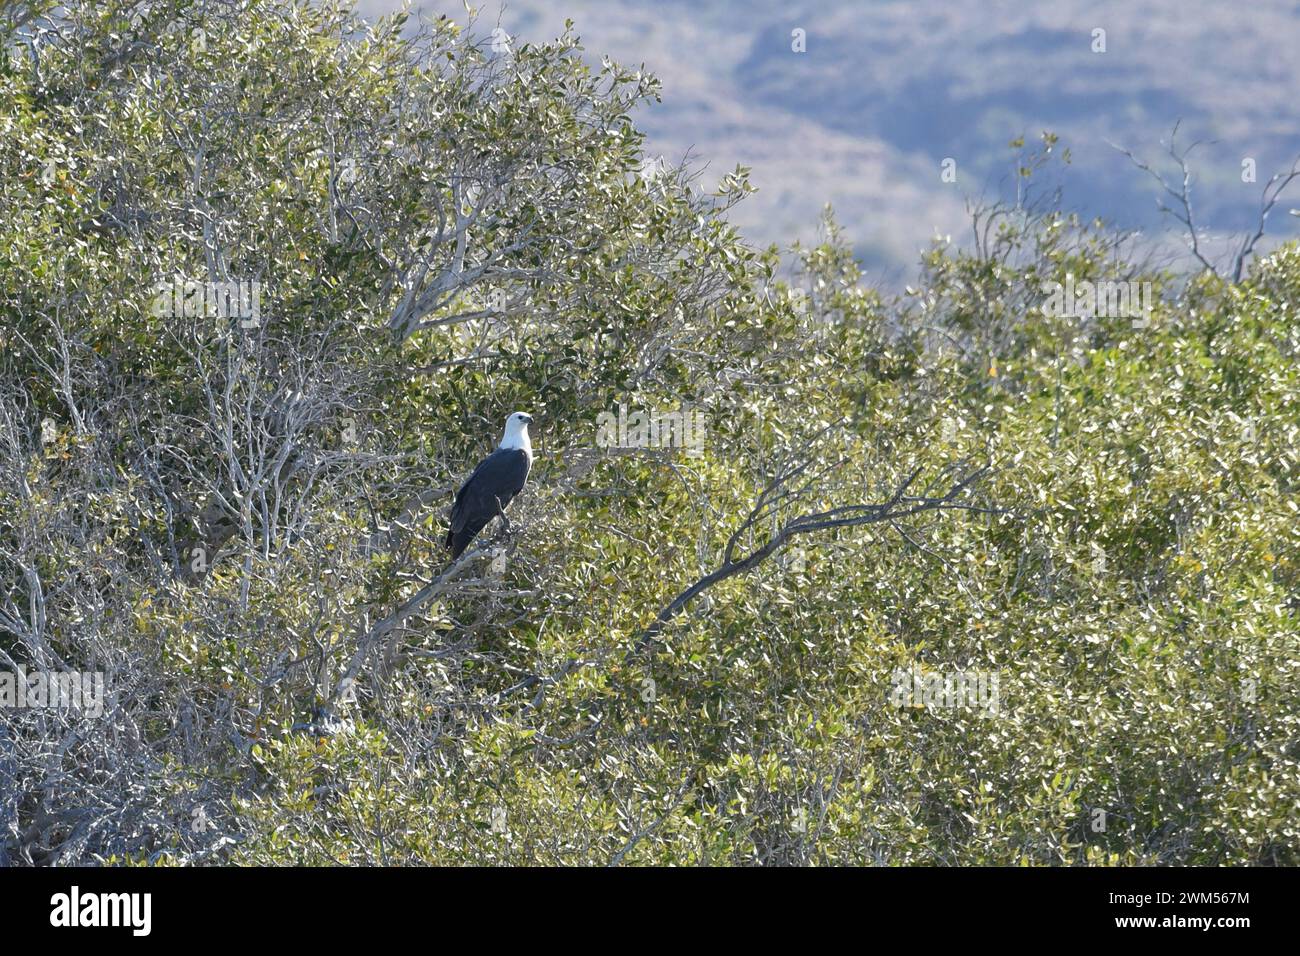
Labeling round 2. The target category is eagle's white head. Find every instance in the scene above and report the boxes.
[500,411,534,457]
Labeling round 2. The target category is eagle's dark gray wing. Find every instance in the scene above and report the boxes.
[445,447,530,558]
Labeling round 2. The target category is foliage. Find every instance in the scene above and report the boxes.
[0,1,1295,866]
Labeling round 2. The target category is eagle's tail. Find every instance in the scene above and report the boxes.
[447,519,492,561]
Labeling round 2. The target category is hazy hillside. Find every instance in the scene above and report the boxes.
[359,0,1300,281]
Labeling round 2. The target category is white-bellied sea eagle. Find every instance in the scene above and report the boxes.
[445,411,533,559]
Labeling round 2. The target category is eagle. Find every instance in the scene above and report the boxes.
[445,411,533,559]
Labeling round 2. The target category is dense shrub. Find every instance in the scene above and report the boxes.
[1,0,1295,865]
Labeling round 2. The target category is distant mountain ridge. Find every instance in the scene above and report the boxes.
[359,0,1300,280]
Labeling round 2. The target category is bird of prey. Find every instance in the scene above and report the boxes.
[445,412,533,559]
